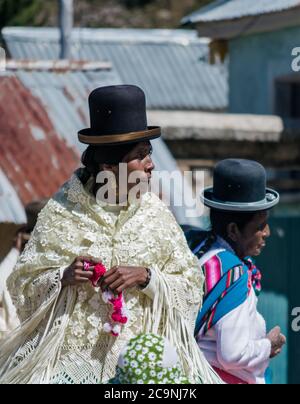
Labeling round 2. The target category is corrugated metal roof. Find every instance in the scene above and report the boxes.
[12,65,122,152]
[0,64,201,227]
[2,27,228,111]
[0,74,79,222]
[2,27,203,45]
[182,0,300,25]
[0,169,26,224]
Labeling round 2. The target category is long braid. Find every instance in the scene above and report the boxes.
[79,147,98,186]
[195,231,217,260]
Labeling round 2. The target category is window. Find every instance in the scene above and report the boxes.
[275,75,300,119]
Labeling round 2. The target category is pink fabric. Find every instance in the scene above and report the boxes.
[204,255,222,294]
[213,367,248,385]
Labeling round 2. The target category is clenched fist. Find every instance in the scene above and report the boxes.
[267,326,286,358]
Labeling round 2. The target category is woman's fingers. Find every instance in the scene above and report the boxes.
[76,262,95,271]
[75,270,94,279]
[103,266,118,278]
[279,334,287,347]
[116,284,127,294]
[76,277,92,283]
[79,256,101,265]
[108,278,125,292]
[102,272,121,287]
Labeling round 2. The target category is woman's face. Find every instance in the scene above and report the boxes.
[95,141,154,203]
[121,141,155,192]
[233,211,271,258]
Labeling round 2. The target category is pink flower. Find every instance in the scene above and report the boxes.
[119,316,128,325]
[113,300,123,310]
[111,313,123,323]
[91,263,107,286]
[83,260,107,286]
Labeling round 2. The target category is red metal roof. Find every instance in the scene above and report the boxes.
[0,75,80,205]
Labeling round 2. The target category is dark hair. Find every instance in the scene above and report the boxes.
[196,209,257,260]
[79,144,137,185]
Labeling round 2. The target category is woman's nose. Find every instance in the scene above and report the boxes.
[264,224,271,239]
[145,156,155,172]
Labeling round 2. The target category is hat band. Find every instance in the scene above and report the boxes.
[201,188,280,212]
[78,127,161,145]
[211,193,277,207]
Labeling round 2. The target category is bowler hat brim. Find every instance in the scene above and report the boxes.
[78,126,161,145]
[201,187,280,212]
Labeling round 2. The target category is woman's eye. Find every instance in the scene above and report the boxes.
[139,152,151,160]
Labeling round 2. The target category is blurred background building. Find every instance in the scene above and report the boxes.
[183,0,300,384]
[0,0,300,383]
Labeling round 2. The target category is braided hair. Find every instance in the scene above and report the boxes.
[196,209,257,260]
[195,231,217,260]
[79,143,137,187]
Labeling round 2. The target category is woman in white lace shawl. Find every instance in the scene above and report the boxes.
[0,86,221,384]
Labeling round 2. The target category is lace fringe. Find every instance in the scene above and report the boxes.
[1,271,222,384]
[143,268,223,384]
[0,284,77,384]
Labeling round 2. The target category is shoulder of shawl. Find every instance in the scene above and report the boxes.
[142,192,176,219]
[141,193,182,239]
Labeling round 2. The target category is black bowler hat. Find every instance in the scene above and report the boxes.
[78,85,161,145]
[201,159,280,212]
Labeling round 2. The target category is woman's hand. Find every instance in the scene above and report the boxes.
[14,231,30,253]
[61,256,99,287]
[267,326,286,358]
[101,266,148,293]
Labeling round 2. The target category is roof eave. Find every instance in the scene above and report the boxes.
[188,7,300,39]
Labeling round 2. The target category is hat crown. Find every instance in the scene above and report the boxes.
[88,85,148,136]
[213,159,267,204]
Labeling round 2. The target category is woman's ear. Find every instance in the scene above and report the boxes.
[100,164,119,176]
[227,222,240,243]
[101,163,114,172]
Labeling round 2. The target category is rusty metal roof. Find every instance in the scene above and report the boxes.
[0,74,79,221]
[6,59,112,72]
[0,54,204,227]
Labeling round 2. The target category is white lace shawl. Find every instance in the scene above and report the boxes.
[0,172,221,384]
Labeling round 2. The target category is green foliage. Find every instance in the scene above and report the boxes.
[0,0,44,29]
[0,0,214,30]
